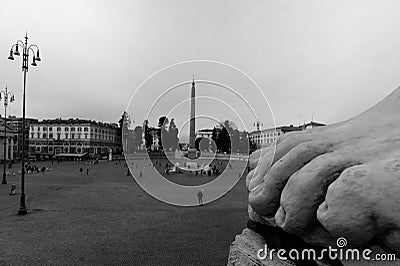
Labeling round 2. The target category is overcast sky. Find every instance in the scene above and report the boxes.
[1,0,400,134]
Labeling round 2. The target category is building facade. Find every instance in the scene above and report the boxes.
[28,118,122,158]
[249,121,326,148]
[196,128,213,139]
[6,116,38,160]
[0,123,18,162]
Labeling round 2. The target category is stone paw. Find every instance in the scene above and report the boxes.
[247,86,400,255]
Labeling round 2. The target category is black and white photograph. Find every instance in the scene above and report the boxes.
[0,1,400,265]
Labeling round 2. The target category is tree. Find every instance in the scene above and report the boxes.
[158,116,168,128]
[211,120,244,154]
[212,124,230,153]
[219,125,231,153]
[143,119,152,150]
[119,111,131,153]
[157,116,169,150]
[133,126,143,150]
[118,112,125,128]
[119,111,131,129]
[168,118,179,151]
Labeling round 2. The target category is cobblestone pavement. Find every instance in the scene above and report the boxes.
[0,160,248,265]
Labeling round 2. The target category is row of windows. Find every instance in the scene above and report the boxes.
[31,133,118,141]
[31,126,116,135]
[31,126,89,132]
[253,138,277,145]
[33,146,114,153]
[250,132,282,139]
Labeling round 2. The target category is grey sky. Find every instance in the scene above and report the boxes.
[1,0,400,134]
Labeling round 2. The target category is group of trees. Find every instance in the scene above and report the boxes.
[119,111,252,154]
[157,116,180,151]
[119,112,180,152]
[119,111,143,152]
[211,120,250,154]
[141,115,180,151]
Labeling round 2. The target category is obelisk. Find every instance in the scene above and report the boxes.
[188,75,197,159]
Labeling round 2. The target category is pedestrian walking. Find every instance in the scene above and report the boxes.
[86,168,89,175]
[197,190,204,206]
[79,167,83,175]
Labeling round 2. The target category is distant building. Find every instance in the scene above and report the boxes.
[196,128,213,139]
[249,121,326,148]
[6,116,38,160]
[0,122,18,161]
[28,118,122,158]
[303,121,326,130]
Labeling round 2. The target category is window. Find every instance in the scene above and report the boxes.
[71,133,75,139]
[43,127,47,131]
[57,127,61,132]
[49,127,53,131]
[65,133,69,139]
[57,134,61,140]
[31,133,34,138]
[37,127,40,131]
[37,133,40,138]
[65,127,69,131]
[84,127,88,132]
[84,134,88,139]
[71,127,75,132]
[77,133,81,139]
[43,133,47,138]
[49,133,53,139]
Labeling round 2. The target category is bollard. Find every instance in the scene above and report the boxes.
[9,184,16,195]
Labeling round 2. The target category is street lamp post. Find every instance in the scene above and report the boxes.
[1,87,15,184]
[8,33,41,215]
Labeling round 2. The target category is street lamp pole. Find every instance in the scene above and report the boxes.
[1,86,15,184]
[8,33,41,215]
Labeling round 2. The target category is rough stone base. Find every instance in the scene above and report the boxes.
[227,227,400,266]
[227,228,295,266]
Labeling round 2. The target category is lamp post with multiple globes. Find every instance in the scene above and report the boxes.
[8,33,41,215]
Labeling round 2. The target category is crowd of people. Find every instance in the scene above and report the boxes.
[25,163,47,175]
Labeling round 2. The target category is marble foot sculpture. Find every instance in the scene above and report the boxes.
[247,86,400,255]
